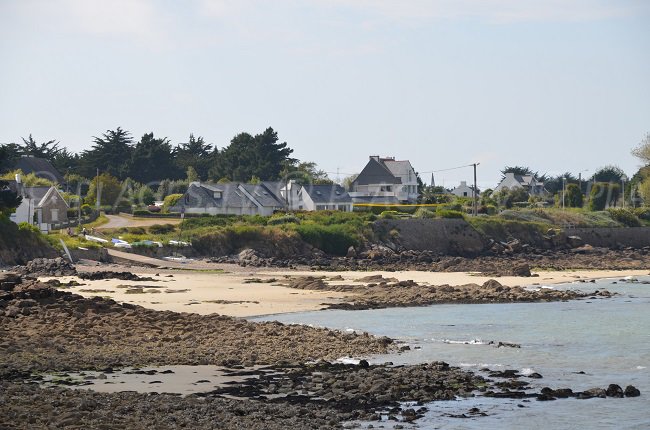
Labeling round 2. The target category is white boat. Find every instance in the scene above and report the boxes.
[85,235,109,243]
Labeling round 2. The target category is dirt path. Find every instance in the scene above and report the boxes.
[98,214,182,230]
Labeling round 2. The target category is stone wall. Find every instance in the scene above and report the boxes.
[373,218,487,255]
[569,227,650,249]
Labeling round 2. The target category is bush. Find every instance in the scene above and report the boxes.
[486,205,497,215]
[18,222,40,234]
[294,223,359,256]
[148,223,177,234]
[162,194,183,213]
[436,209,465,219]
[267,214,300,225]
[589,182,620,211]
[133,210,152,216]
[607,208,641,227]
[81,204,93,216]
[414,208,436,219]
[379,210,400,219]
[66,208,79,219]
[633,207,650,221]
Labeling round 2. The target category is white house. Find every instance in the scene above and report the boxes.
[296,184,353,212]
[494,172,546,196]
[10,177,69,232]
[450,181,479,198]
[349,156,419,203]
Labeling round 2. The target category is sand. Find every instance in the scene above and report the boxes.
[41,264,649,317]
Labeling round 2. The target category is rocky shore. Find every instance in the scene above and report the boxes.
[210,245,650,275]
[0,269,642,428]
[280,275,613,310]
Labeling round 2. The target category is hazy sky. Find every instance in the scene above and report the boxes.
[1,0,649,188]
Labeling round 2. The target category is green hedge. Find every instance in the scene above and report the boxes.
[294,223,359,256]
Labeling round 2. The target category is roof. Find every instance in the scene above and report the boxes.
[174,182,285,210]
[353,158,401,186]
[382,159,414,178]
[300,184,351,204]
[14,157,65,184]
[37,187,68,208]
[239,183,286,207]
[21,186,50,202]
[350,195,401,205]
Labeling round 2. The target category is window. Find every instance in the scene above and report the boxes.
[463,192,467,197]
[51,208,58,222]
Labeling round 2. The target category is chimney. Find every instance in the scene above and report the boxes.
[461,181,467,186]
[370,155,380,162]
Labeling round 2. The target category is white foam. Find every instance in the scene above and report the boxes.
[635,366,646,370]
[336,357,360,365]
[520,368,536,376]
[438,338,488,345]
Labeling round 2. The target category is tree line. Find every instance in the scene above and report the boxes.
[0,127,331,185]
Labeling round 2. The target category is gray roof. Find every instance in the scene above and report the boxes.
[382,159,414,178]
[240,183,286,208]
[352,158,401,186]
[300,184,351,204]
[22,186,50,202]
[350,195,401,204]
[173,182,285,211]
[14,157,65,184]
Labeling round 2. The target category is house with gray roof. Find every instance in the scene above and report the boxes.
[450,181,480,198]
[494,172,546,196]
[10,177,68,232]
[349,156,419,203]
[171,182,286,216]
[295,184,353,212]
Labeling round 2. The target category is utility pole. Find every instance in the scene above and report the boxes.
[562,177,566,209]
[95,168,100,212]
[622,178,626,208]
[472,163,480,216]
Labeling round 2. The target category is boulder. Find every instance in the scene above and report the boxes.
[624,385,641,397]
[511,263,532,277]
[606,384,624,398]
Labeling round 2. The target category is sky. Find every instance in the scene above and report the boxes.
[1,0,649,188]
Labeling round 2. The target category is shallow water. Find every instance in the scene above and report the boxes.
[255,277,650,429]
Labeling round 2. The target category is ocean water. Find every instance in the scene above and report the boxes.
[255,277,650,429]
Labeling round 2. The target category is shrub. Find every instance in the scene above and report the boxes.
[486,205,497,215]
[414,208,436,219]
[162,194,183,213]
[133,210,152,216]
[148,223,177,234]
[18,222,40,234]
[66,208,79,219]
[379,210,400,219]
[436,209,465,219]
[81,204,93,216]
[267,214,300,225]
[294,223,359,256]
[633,207,650,221]
[607,208,641,227]
[589,182,620,211]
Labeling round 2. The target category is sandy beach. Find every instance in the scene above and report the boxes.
[41,263,649,317]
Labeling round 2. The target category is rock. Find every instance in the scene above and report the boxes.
[346,246,357,258]
[624,385,641,397]
[606,384,624,398]
[579,387,606,399]
[511,263,532,277]
[567,236,584,248]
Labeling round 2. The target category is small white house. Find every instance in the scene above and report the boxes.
[10,176,69,232]
[450,181,479,198]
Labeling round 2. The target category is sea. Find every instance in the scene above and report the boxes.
[255,276,650,429]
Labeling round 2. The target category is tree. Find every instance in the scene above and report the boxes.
[51,148,81,174]
[20,134,61,160]
[563,183,583,208]
[209,127,295,182]
[280,161,332,185]
[128,132,178,184]
[500,166,539,181]
[81,127,134,179]
[0,143,24,173]
[186,166,199,182]
[175,134,214,180]
[492,186,529,208]
[637,178,650,206]
[545,172,578,195]
[0,180,22,218]
[0,170,53,187]
[85,173,123,207]
[589,182,620,211]
[631,132,650,165]
[591,165,626,183]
